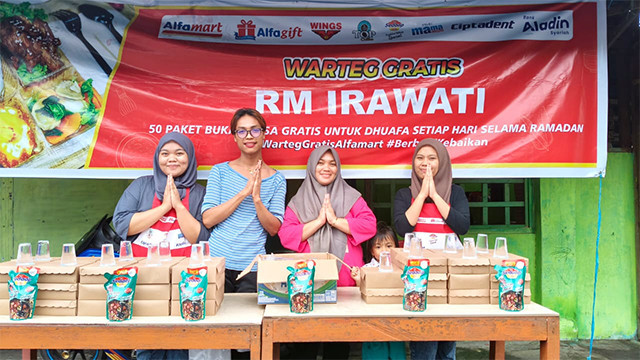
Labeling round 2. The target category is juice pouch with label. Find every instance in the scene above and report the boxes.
[104,267,138,321]
[401,259,430,312]
[494,259,527,311]
[8,266,40,320]
[287,260,316,314]
[179,266,208,321]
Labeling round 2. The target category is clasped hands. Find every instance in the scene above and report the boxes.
[240,160,263,203]
[161,174,186,212]
[316,194,339,227]
[419,164,439,200]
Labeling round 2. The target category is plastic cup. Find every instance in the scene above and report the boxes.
[100,243,116,266]
[443,234,458,254]
[146,244,161,266]
[493,237,509,258]
[409,235,422,258]
[199,241,212,261]
[189,243,204,267]
[16,243,34,265]
[378,251,393,272]
[476,234,489,254]
[60,243,77,266]
[119,241,133,261]
[403,233,415,253]
[35,240,51,262]
[159,240,171,262]
[462,237,477,259]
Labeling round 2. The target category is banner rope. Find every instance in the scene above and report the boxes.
[587,172,603,359]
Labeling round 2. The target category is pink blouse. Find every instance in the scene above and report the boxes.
[278,197,377,286]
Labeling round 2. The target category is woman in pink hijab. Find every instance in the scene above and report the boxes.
[279,146,377,287]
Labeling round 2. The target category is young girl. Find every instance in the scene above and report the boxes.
[350,221,398,284]
[351,221,407,360]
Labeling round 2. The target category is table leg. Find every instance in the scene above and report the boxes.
[262,320,276,360]
[540,317,560,360]
[21,349,37,360]
[250,327,261,360]
[490,341,506,360]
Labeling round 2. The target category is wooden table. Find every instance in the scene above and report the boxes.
[262,287,559,360]
[0,293,263,360]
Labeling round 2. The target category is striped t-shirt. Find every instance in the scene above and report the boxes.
[202,162,286,271]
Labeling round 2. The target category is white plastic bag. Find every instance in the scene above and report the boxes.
[188,349,231,360]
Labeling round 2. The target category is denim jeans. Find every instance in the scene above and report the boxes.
[136,349,188,360]
[409,341,455,360]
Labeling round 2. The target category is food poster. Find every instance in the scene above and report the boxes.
[0,1,607,179]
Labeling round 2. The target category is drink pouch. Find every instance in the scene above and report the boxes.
[494,259,527,311]
[104,267,138,321]
[287,260,315,314]
[8,266,40,320]
[401,259,429,312]
[179,266,208,321]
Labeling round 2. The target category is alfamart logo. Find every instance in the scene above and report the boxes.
[161,18,223,38]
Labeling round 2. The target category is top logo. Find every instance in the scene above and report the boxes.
[353,20,376,41]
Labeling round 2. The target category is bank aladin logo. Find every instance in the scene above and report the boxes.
[235,19,256,40]
[353,20,375,41]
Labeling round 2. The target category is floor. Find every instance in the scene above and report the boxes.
[2,339,640,359]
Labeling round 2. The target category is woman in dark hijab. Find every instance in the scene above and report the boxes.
[394,138,470,360]
[113,132,210,258]
[279,146,377,287]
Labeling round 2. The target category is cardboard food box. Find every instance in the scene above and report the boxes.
[428,288,448,304]
[237,253,340,305]
[0,257,99,283]
[481,253,530,274]
[490,289,532,305]
[390,248,448,273]
[0,299,76,316]
[171,257,225,284]
[490,273,531,289]
[79,283,171,300]
[360,266,403,290]
[79,259,141,284]
[448,274,491,290]
[1,282,78,300]
[171,283,224,317]
[361,288,403,304]
[136,257,185,284]
[172,281,223,301]
[428,273,448,290]
[448,289,490,304]
[77,299,170,316]
[446,254,491,274]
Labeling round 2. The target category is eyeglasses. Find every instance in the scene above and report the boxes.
[234,127,264,139]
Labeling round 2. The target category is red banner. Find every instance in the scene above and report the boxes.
[0,1,607,178]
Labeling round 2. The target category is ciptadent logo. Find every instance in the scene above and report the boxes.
[161,16,223,38]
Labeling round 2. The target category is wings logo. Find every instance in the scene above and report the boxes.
[310,22,342,40]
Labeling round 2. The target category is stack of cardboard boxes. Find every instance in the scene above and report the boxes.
[0,257,225,317]
[0,258,98,316]
[357,248,530,306]
[171,257,225,316]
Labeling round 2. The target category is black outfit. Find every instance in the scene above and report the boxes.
[393,184,470,237]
